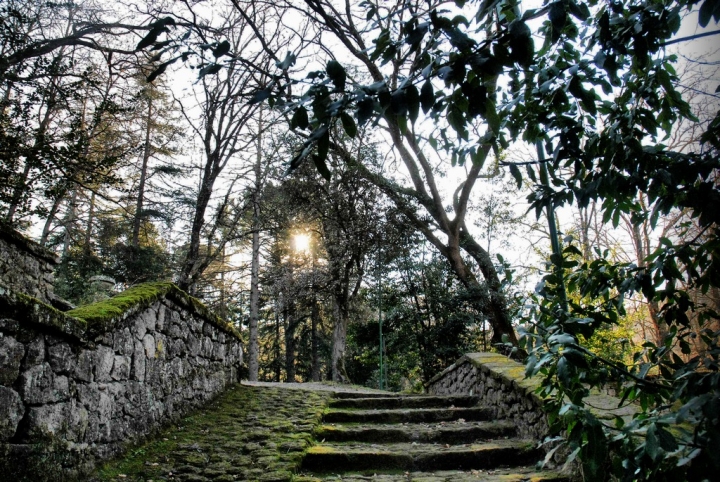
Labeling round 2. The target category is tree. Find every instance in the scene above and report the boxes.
[173,4,280,294]
[237,0,720,478]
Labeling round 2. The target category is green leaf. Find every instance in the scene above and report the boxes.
[699,0,716,28]
[198,63,222,79]
[340,112,357,138]
[313,127,331,180]
[135,29,160,52]
[249,87,272,105]
[509,163,522,188]
[356,98,374,125]
[326,60,346,92]
[290,106,309,130]
[275,51,296,70]
[420,81,434,113]
[484,100,500,134]
[406,85,420,124]
[146,62,168,83]
[212,40,231,58]
[391,89,408,116]
[645,423,662,461]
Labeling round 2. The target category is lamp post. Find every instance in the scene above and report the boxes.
[377,253,385,390]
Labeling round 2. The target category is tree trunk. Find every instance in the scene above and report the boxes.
[331,297,349,383]
[177,165,216,293]
[248,210,261,381]
[132,96,153,249]
[61,189,78,259]
[248,111,263,382]
[40,194,64,245]
[311,296,321,382]
[284,299,297,382]
[84,190,96,252]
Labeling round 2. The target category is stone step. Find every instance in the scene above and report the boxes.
[301,439,541,473]
[331,391,401,399]
[323,407,492,424]
[295,466,569,481]
[316,420,516,444]
[330,395,480,410]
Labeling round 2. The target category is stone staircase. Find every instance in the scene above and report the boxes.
[295,392,568,481]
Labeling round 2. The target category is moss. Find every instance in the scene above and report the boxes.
[67,282,174,332]
[66,281,242,341]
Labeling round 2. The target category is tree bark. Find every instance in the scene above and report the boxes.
[331,298,349,383]
[132,95,153,249]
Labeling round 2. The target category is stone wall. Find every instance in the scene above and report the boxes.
[426,353,548,441]
[0,282,244,479]
[0,226,60,307]
[427,352,639,448]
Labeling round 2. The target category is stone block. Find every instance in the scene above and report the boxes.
[77,383,100,408]
[74,349,93,382]
[0,386,24,441]
[154,333,167,360]
[142,333,155,359]
[20,362,69,404]
[113,328,134,356]
[133,313,147,341]
[156,303,166,331]
[48,342,75,374]
[131,340,146,382]
[0,335,25,385]
[187,335,201,356]
[24,402,71,439]
[95,345,114,382]
[23,336,45,366]
[111,355,130,381]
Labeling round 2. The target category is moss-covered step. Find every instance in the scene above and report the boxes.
[323,407,492,424]
[316,420,516,444]
[330,395,480,410]
[301,439,541,472]
[294,466,569,481]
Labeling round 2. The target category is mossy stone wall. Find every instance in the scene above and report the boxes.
[0,281,243,480]
[426,353,549,441]
[0,225,60,308]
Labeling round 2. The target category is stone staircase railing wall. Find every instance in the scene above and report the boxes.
[0,228,244,479]
[426,353,548,441]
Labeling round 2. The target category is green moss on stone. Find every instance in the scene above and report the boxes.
[67,281,242,341]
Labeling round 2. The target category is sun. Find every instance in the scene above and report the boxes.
[293,233,311,253]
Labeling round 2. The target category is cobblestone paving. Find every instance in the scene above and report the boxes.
[91,384,332,482]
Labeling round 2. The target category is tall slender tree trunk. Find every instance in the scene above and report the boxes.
[248,112,263,381]
[41,194,64,245]
[284,300,297,382]
[61,189,78,259]
[84,190,96,252]
[132,97,153,249]
[331,298,349,383]
[311,296,321,382]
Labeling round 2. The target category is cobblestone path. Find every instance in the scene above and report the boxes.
[91,384,332,482]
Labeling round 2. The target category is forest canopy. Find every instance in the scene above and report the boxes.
[1,0,719,480]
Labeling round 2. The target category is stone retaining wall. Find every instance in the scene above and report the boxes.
[0,282,244,479]
[0,226,60,307]
[426,353,548,441]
